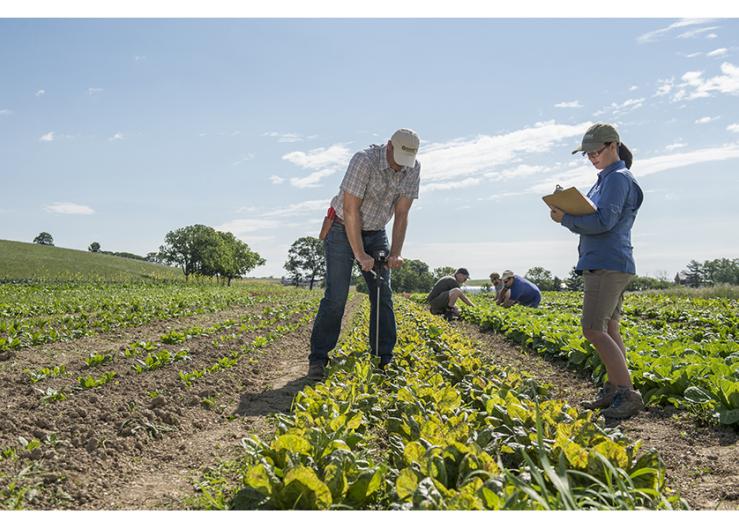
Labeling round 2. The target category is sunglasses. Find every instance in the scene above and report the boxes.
[582,144,610,158]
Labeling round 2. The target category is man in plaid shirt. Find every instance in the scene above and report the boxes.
[308,128,421,379]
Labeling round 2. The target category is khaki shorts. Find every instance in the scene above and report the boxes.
[429,290,451,314]
[581,270,634,331]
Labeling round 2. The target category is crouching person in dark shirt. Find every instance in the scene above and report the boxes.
[427,268,475,320]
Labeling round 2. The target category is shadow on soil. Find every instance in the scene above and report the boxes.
[234,375,313,417]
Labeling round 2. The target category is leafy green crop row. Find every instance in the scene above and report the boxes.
[0,283,311,353]
[454,292,739,426]
[188,299,681,510]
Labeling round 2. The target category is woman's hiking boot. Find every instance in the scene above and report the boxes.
[601,386,644,419]
[581,382,616,410]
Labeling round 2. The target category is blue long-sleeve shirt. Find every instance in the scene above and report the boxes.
[561,160,644,274]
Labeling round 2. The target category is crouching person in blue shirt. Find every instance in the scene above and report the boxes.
[498,270,541,308]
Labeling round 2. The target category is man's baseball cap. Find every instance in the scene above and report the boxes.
[571,123,620,155]
[455,267,470,277]
[501,270,515,281]
[390,128,420,167]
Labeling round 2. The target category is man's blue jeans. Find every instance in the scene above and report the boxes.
[309,222,396,365]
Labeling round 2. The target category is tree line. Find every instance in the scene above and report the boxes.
[31,226,265,285]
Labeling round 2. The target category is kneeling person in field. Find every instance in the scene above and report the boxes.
[499,270,541,308]
[427,268,475,319]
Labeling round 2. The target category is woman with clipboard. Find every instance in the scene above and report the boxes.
[549,123,644,420]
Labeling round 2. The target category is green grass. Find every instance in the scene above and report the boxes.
[0,239,183,282]
[638,284,739,300]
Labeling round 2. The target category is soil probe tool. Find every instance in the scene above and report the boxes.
[370,249,388,364]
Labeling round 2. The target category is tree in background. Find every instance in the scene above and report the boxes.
[213,231,266,286]
[284,236,325,290]
[159,225,217,280]
[391,259,435,293]
[565,266,584,291]
[683,260,705,287]
[432,266,457,281]
[159,224,264,283]
[145,252,161,263]
[88,242,101,253]
[33,232,54,246]
[702,258,739,285]
[525,266,555,291]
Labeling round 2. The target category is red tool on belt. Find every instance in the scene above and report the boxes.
[318,206,336,240]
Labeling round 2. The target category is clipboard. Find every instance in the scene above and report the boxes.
[542,186,596,216]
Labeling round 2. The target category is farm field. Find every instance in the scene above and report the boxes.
[0,282,736,510]
[457,292,739,426]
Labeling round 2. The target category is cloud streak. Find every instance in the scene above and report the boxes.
[283,143,352,188]
[418,121,591,184]
[554,100,582,108]
[44,202,95,215]
[529,142,739,194]
[637,19,714,44]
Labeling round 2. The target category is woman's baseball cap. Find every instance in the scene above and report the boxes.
[501,270,515,281]
[572,123,620,155]
[391,128,420,167]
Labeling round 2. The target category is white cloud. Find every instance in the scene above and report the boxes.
[706,33,718,40]
[637,19,714,44]
[283,143,352,188]
[283,144,351,170]
[231,153,255,166]
[664,142,687,151]
[44,202,95,215]
[0,109,11,116]
[418,121,590,184]
[264,199,330,218]
[554,100,582,109]
[671,62,739,101]
[290,168,337,188]
[39,132,55,142]
[108,132,124,141]
[677,26,720,39]
[214,219,281,236]
[269,175,285,184]
[134,55,147,62]
[263,131,316,143]
[706,48,728,58]
[595,98,645,117]
[681,52,703,58]
[655,78,674,96]
[629,85,639,92]
[695,116,719,124]
[492,164,549,181]
[35,89,45,97]
[529,142,739,194]
[88,88,103,96]
[422,177,481,193]
[727,123,739,133]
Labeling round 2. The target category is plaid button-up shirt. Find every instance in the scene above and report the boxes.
[330,144,421,230]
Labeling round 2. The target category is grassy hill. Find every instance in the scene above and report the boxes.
[0,239,183,282]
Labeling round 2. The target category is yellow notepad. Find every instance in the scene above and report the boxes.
[542,186,596,216]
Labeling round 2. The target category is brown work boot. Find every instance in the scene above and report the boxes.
[601,386,644,419]
[581,382,616,410]
[307,361,325,380]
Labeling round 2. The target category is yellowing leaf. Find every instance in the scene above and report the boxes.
[396,468,418,501]
[403,441,426,465]
[245,463,272,495]
[271,434,311,455]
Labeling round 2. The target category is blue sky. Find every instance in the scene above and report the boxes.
[1,17,738,279]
